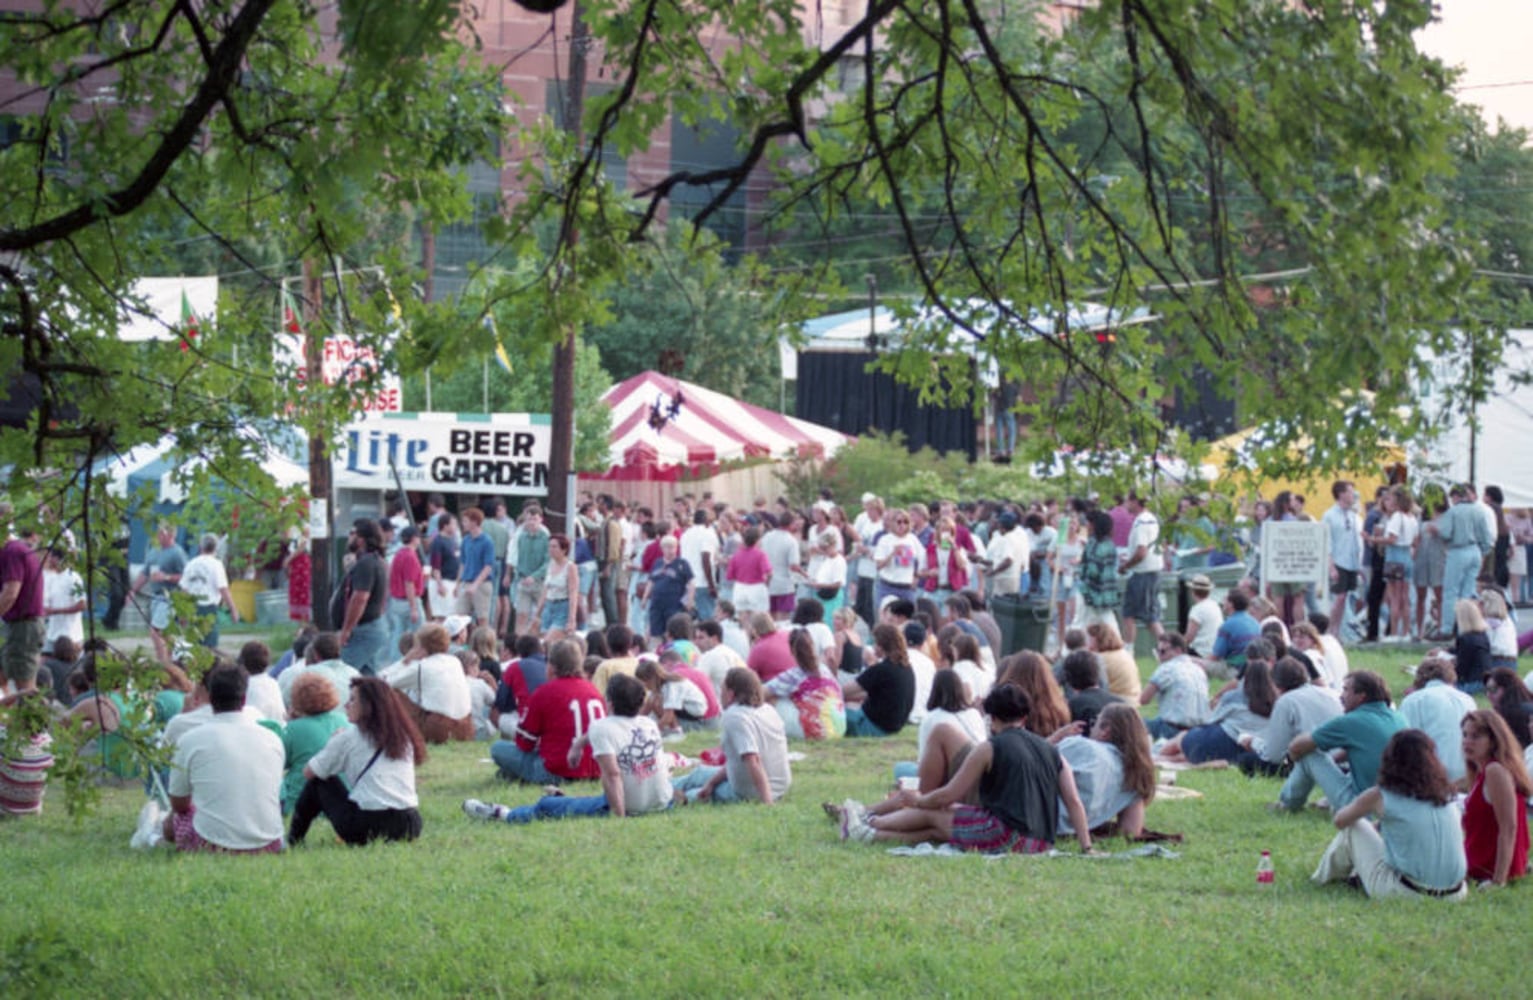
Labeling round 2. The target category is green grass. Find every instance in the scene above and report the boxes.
[2,648,1522,998]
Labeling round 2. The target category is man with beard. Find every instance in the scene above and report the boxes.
[336,519,391,676]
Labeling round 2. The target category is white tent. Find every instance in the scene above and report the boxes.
[1419,329,1533,507]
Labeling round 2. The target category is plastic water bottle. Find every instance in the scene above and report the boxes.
[1256,850,1275,886]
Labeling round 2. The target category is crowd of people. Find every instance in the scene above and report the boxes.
[0,480,1528,897]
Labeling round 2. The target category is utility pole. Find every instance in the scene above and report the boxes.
[303,259,334,628]
[546,0,588,534]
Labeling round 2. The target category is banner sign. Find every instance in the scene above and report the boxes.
[275,333,402,413]
[335,413,552,496]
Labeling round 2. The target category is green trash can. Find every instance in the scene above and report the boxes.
[993,592,1052,657]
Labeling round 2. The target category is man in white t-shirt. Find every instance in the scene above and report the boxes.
[464,673,672,823]
[680,510,721,621]
[1117,493,1164,648]
[180,534,239,648]
[163,664,284,853]
[1183,574,1224,659]
[981,511,1029,598]
[41,547,85,653]
[903,621,935,725]
[696,619,748,695]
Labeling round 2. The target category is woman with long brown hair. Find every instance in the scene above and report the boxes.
[1460,709,1531,886]
[995,651,1069,739]
[840,623,915,737]
[1313,729,1467,899]
[1054,703,1157,839]
[288,677,427,846]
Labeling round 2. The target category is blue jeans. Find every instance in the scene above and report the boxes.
[1279,750,1359,813]
[195,603,220,648]
[1442,546,1481,626]
[845,705,893,738]
[341,617,391,676]
[387,597,417,652]
[693,588,716,622]
[671,765,744,804]
[504,793,610,823]
[1145,717,1188,741]
[490,741,563,785]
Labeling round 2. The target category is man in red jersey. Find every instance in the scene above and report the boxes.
[490,638,603,784]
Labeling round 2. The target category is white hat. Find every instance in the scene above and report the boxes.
[860,492,877,505]
[442,614,473,638]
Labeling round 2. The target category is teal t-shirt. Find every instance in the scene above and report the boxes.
[1312,701,1405,793]
[281,712,349,811]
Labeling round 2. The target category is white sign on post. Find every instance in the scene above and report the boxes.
[1261,521,1330,598]
[309,498,330,540]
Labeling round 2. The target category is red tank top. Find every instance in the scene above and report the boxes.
[1463,768,1529,882]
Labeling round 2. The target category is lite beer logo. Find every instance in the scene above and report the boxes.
[338,416,552,496]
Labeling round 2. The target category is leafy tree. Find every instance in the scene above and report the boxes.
[585,226,793,410]
[495,0,1488,490]
[0,1,500,804]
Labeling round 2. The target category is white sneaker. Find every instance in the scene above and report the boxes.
[462,798,503,821]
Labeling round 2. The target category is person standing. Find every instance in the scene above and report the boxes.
[1322,480,1363,639]
[181,534,239,649]
[511,505,550,636]
[680,509,721,622]
[455,507,496,628]
[336,519,391,676]
[1118,492,1163,649]
[132,523,187,668]
[40,546,84,655]
[481,498,512,635]
[387,525,424,650]
[427,512,460,620]
[1076,510,1120,630]
[1431,485,1493,638]
[0,518,45,695]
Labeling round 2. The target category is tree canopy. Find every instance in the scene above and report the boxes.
[471,0,1508,488]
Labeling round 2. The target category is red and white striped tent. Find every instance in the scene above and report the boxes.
[592,371,853,481]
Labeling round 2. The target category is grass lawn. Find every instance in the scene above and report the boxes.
[3,647,1522,998]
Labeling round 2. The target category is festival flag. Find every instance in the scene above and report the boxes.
[487,313,513,374]
[178,290,200,352]
[282,288,303,335]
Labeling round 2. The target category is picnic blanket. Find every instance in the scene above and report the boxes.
[885,843,1181,861]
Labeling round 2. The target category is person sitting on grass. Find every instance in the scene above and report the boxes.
[1459,709,1530,888]
[671,667,791,805]
[637,652,721,735]
[1277,670,1404,814]
[1399,654,1477,783]
[162,664,285,854]
[279,672,348,816]
[490,638,603,786]
[1085,622,1140,702]
[995,651,1071,740]
[1484,668,1533,749]
[288,677,425,846]
[840,623,916,738]
[1054,703,1157,840]
[838,684,1096,855]
[763,628,845,741]
[239,640,286,724]
[1311,729,1467,900]
[379,622,474,744]
[1140,631,1209,740]
[462,674,673,824]
[1157,660,1277,765]
[1235,656,1341,778]
[277,631,360,711]
[1059,649,1120,733]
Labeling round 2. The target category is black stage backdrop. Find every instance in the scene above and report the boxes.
[795,352,976,459]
